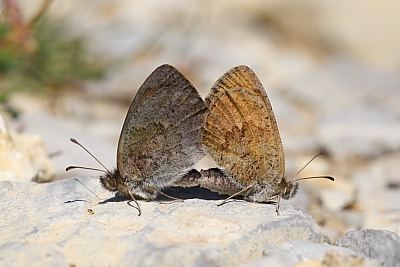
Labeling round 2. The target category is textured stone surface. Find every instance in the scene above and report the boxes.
[0,115,55,183]
[0,242,67,267]
[0,176,328,267]
[246,240,380,267]
[3,175,397,266]
[336,229,400,267]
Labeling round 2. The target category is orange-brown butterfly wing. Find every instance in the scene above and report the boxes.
[203,66,285,186]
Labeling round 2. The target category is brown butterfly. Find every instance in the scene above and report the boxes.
[177,66,333,214]
[67,64,207,215]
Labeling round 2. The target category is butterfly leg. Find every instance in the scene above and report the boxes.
[275,194,281,216]
[149,186,184,203]
[259,194,281,216]
[127,188,142,216]
[137,182,183,203]
[218,184,255,206]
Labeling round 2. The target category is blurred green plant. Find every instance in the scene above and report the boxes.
[0,0,107,119]
[0,18,105,104]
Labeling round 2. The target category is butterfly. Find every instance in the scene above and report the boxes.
[67,64,207,215]
[177,66,333,214]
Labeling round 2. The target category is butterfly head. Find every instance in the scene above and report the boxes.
[280,175,335,200]
[66,138,131,195]
[100,169,127,193]
[281,179,299,200]
[280,153,335,200]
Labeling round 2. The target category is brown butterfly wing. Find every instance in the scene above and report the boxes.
[117,64,207,182]
[203,65,285,186]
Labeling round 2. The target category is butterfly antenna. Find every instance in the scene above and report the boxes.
[69,138,113,176]
[66,165,108,173]
[293,176,334,183]
[294,152,326,178]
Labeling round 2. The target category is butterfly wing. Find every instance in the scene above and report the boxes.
[117,64,207,182]
[203,66,285,186]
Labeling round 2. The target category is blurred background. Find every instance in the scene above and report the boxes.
[1,0,399,241]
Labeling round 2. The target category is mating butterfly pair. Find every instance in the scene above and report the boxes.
[68,64,333,215]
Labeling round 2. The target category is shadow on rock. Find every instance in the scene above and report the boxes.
[163,186,226,201]
[89,186,231,205]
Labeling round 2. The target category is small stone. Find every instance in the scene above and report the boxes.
[336,229,400,266]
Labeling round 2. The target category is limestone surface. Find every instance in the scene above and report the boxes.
[247,240,380,267]
[2,175,398,266]
[336,229,400,267]
[0,176,327,267]
[0,115,55,183]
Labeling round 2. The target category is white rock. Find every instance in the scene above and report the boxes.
[246,240,380,267]
[0,242,68,267]
[336,229,400,267]
[0,176,328,267]
[0,115,55,183]
[0,114,9,133]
